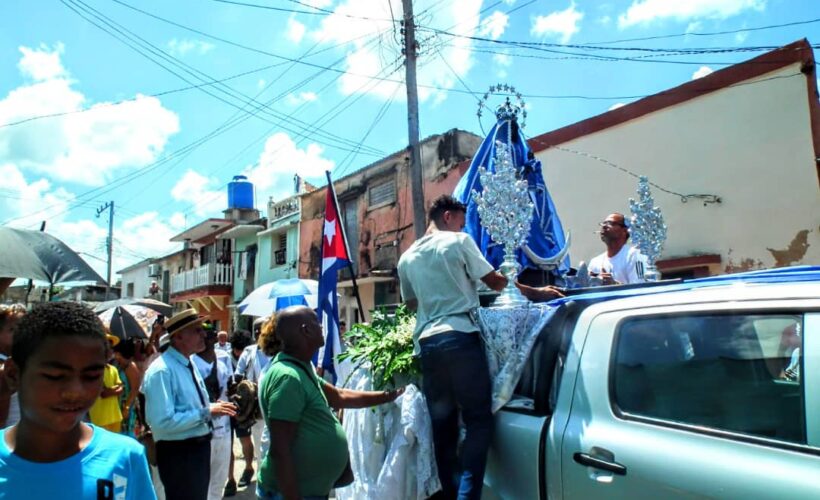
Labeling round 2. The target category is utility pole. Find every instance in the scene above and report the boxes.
[96,201,114,299]
[401,0,426,240]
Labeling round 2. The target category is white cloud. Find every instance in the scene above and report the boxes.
[169,212,187,229]
[493,52,512,67]
[244,132,335,202]
[685,21,703,33]
[258,79,267,89]
[170,170,227,217]
[301,0,334,7]
[735,30,749,43]
[0,44,180,186]
[167,38,215,57]
[493,51,512,78]
[286,16,307,44]
[618,0,766,28]
[312,0,483,102]
[598,15,612,25]
[18,43,67,81]
[692,65,714,79]
[285,91,319,106]
[478,11,509,40]
[608,102,626,111]
[0,165,181,280]
[531,3,584,44]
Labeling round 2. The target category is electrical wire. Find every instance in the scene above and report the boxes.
[66,0,386,156]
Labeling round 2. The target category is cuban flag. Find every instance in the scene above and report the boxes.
[317,177,351,384]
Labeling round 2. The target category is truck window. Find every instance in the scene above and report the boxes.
[612,313,805,445]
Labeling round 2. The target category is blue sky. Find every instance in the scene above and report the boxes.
[1,0,818,278]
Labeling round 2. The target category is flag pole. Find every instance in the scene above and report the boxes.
[325,171,366,323]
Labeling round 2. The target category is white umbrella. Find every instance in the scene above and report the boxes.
[239,278,319,317]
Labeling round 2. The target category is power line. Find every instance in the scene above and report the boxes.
[66,0,386,157]
[0,60,290,129]
[584,16,820,45]
[3,30,390,227]
[214,0,396,22]
[118,33,391,210]
[333,79,403,179]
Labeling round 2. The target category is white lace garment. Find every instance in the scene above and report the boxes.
[337,368,440,500]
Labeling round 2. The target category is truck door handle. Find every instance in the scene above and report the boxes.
[573,452,627,476]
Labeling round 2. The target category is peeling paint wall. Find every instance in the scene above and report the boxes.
[298,129,481,311]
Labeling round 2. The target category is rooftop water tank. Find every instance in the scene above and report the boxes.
[227,175,254,209]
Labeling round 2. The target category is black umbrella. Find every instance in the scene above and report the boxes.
[0,227,105,285]
[94,298,173,317]
[99,306,151,340]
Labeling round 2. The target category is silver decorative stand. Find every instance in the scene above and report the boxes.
[473,141,534,307]
[629,176,668,281]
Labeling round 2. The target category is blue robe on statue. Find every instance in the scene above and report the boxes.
[453,117,570,275]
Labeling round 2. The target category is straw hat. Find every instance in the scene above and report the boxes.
[164,308,207,337]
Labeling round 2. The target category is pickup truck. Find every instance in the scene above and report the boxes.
[483,266,820,499]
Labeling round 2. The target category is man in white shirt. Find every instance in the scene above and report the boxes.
[215,331,231,354]
[587,213,647,285]
[192,325,234,500]
[398,195,508,500]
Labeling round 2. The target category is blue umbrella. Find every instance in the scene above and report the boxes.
[239,278,319,317]
[453,114,570,275]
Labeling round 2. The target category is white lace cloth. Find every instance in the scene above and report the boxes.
[477,303,558,412]
[337,369,440,500]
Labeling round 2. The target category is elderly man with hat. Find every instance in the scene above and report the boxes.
[142,309,237,499]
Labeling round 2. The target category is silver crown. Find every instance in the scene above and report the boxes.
[478,84,527,129]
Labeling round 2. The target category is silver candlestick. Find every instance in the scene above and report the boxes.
[473,141,534,307]
[629,176,668,281]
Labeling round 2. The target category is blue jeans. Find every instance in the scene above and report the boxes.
[420,331,493,500]
[256,485,327,500]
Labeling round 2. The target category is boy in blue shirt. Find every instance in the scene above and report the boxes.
[0,302,156,500]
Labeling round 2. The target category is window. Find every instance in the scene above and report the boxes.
[272,233,287,267]
[369,178,396,207]
[612,313,805,444]
[342,198,359,273]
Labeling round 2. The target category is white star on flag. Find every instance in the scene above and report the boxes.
[324,217,336,246]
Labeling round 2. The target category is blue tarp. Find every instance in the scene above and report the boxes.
[453,118,570,275]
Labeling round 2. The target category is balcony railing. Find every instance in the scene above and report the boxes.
[170,263,233,294]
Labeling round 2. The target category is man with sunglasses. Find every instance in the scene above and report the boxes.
[588,213,647,285]
[142,309,237,499]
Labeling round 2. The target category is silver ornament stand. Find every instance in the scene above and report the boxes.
[473,141,534,307]
[629,176,668,281]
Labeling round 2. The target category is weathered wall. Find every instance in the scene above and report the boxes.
[298,129,481,313]
[532,60,820,273]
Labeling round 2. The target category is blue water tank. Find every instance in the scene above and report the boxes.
[227,175,254,209]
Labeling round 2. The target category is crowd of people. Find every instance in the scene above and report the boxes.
[0,194,650,500]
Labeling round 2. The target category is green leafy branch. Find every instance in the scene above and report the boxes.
[338,305,420,390]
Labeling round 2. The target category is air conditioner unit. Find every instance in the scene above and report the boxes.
[148,264,162,277]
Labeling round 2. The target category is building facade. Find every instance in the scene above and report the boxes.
[526,39,820,278]
[298,129,482,324]
[168,218,236,331]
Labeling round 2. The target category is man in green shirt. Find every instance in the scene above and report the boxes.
[257,306,402,500]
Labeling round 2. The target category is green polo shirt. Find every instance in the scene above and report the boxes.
[258,353,348,496]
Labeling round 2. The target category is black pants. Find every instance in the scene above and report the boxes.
[156,434,212,500]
